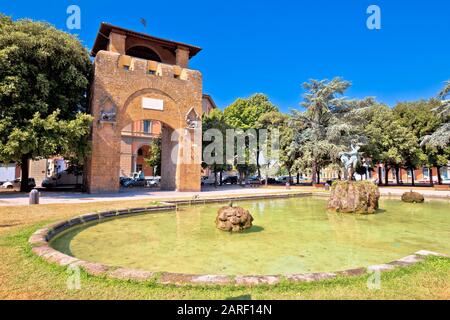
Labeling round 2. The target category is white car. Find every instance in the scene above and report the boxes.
[146,177,161,187]
[1,178,36,189]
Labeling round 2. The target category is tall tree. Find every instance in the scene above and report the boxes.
[0,16,92,191]
[224,94,278,178]
[291,78,371,184]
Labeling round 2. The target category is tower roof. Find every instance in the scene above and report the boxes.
[91,22,202,58]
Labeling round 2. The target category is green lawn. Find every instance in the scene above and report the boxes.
[0,200,449,300]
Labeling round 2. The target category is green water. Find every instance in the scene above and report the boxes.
[50,197,450,275]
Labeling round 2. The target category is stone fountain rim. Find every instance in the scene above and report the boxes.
[29,194,449,286]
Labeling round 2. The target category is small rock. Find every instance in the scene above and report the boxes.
[401,191,425,203]
[216,206,253,232]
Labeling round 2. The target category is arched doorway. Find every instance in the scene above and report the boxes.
[119,119,166,188]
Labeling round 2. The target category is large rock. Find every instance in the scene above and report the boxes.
[327,181,380,214]
[216,206,253,232]
[401,191,425,203]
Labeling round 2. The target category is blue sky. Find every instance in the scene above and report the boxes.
[1,0,449,112]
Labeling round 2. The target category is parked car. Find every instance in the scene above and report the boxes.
[248,176,262,186]
[222,176,238,185]
[2,178,36,189]
[201,175,218,186]
[260,177,277,185]
[275,176,294,184]
[146,177,161,187]
[122,177,146,188]
[42,169,82,188]
[119,176,132,186]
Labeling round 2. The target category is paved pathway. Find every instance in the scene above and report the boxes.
[0,186,298,206]
[0,185,448,206]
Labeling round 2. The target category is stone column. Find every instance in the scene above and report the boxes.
[175,127,202,192]
[175,46,190,68]
[160,124,177,190]
[108,32,126,54]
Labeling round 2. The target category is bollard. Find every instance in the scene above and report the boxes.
[29,189,40,205]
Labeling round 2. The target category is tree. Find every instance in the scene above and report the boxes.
[421,80,450,149]
[257,111,294,184]
[224,94,278,178]
[144,137,161,176]
[291,78,372,184]
[0,16,92,191]
[202,108,230,186]
[393,99,444,185]
[363,105,418,186]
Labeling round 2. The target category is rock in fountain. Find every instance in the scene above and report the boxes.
[216,203,254,232]
[401,191,424,203]
[328,180,380,214]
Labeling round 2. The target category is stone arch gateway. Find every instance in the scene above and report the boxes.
[85,23,203,193]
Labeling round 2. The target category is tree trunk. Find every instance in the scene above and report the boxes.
[437,166,442,185]
[395,166,400,185]
[311,160,317,185]
[296,172,300,185]
[20,154,30,193]
[219,170,223,186]
[378,166,383,186]
[214,165,218,188]
[256,142,261,179]
[316,169,320,184]
[384,165,389,186]
[410,167,415,187]
[265,164,269,186]
[429,167,434,186]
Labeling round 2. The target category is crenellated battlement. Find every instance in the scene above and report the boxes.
[94,50,202,84]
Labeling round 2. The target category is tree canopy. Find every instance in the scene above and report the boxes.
[0,16,92,191]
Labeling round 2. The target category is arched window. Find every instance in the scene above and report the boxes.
[126,46,162,62]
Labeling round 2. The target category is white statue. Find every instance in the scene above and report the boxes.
[339,144,361,180]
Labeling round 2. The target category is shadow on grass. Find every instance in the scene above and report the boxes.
[225,294,252,300]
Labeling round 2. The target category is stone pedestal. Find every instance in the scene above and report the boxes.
[327,181,380,214]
